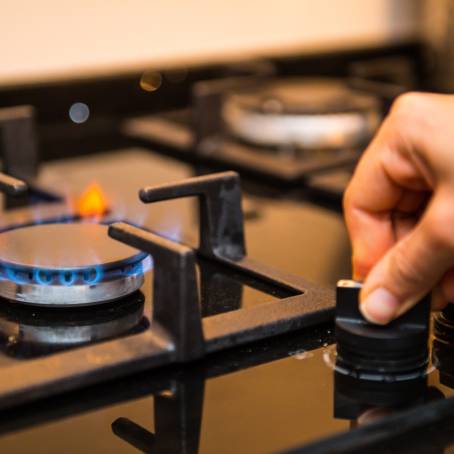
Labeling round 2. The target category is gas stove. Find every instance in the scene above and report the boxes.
[0,43,453,453]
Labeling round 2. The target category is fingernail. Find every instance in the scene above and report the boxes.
[360,288,400,324]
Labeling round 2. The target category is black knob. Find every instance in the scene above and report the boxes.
[335,280,430,376]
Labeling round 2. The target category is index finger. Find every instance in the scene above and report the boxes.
[343,117,420,279]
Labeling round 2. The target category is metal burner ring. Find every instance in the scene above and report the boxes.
[0,223,148,307]
[0,274,144,307]
[222,78,382,150]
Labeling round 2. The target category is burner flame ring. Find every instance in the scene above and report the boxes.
[35,269,52,286]
[0,267,146,307]
[0,223,149,306]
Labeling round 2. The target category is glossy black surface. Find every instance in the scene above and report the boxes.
[2,44,452,453]
[0,147,348,452]
[0,147,451,453]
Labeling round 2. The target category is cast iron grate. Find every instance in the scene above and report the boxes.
[0,171,333,409]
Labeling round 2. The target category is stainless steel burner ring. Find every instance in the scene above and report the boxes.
[0,223,148,307]
[222,78,382,150]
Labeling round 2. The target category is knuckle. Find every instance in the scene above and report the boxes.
[386,92,433,150]
[391,92,426,118]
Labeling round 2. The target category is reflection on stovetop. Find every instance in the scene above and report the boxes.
[0,325,337,453]
[196,256,293,317]
[0,321,454,454]
[0,292,148,361]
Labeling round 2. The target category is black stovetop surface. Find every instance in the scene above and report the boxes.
[0,148,449,454]
[1,43,454,453]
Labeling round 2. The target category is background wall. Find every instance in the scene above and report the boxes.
[1,0,421,85]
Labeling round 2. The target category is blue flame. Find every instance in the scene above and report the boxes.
[5,267,25,285]
[0,257,150,288]
[34,269,53,285]
[59,270,77,286]
[82,266,103,285]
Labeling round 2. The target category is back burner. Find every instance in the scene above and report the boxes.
[222,78,381,151]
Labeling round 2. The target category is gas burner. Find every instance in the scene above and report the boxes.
[0,223,148,307]
[222,78,381,150]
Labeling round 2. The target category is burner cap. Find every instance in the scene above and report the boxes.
[0,223,148,307]
[222,78,381,150]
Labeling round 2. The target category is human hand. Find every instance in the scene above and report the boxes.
[344,92,454,324]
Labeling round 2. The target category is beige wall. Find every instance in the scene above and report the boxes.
[1,0,421,85]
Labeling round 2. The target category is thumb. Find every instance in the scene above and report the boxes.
[359,200,454,324]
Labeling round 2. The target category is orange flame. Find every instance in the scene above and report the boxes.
[77,183,109,217]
